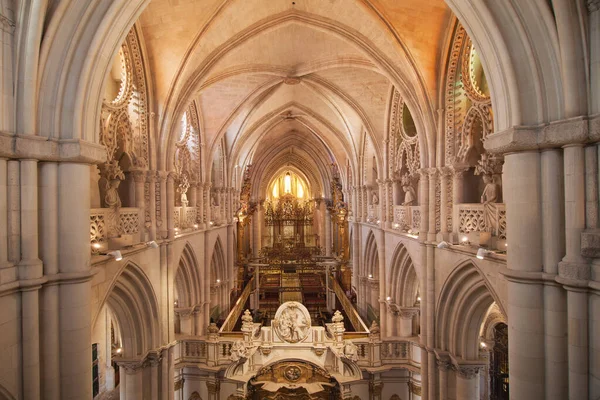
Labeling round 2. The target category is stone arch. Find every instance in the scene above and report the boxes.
[362,230,379,279]
[435,260,504,361]
[210,236,228,320]
[389,243,419,307]
[175,242,202,309]
[480,302,507,342]
[102,261,160,358]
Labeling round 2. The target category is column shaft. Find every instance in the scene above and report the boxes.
[456,372,479,400]
[58,163,92,400]
[505,152,545,399]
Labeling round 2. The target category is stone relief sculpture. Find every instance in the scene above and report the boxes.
[230,340,249,362]
[179,174,190,207]
[343,340,358,362]
[372,191,379,205]
[401,173,416,206]
[102,160,125,239]
[272,302,311,343]
[475,153,503,233]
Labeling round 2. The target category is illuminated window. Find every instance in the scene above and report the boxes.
[272,182,279,198]
[284,172,292,194]
[297,182,304,198]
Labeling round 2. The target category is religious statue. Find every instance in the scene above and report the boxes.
[400,172,416,206]
[230,340,249,362]
[372,191,379,205]
[102,160,125,238]
[105,179,122,209]
[343,340,359,362]
[178,174,190,207]
[402,184,416,206]
[481,174,499,232]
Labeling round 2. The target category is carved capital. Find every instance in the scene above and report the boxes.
[455,364,484,379]
[436,360,451,371]
[206,380,220,394]
[132,170,146,183]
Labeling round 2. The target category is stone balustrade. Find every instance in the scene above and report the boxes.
[90,207,143,250]
[453,203,506,248]
[392,205,421,233]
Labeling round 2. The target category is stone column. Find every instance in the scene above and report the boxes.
[158,172,168,239]
[451,166,468,237]
[590,1,600,114]
[558,144,589,400]
[189,183,197,207]
[0,158,12,276]
[325,208,332,257]
[438,168,451,240]
[196,183,204,228]
[585,145,598,228]
[168,347,175,400]
[19,160,43,400]
[39,162,60,399]
[437,359,450,400]
[161,348,170,400]
[540,149,568,400]
[146,172,156,240]
[7,160,20,264]
[207,378,220,400]
[204,183,212,226]
[133,171,146,238]
[58,163,93,400]
[399,309,418,337]
[167,173,175,238]
[455,366,482,400]
[504,152,545,400]
[120,365,142,400]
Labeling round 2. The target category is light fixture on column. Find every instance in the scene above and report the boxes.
[368,273,373,279]
[193,223,199,229]
[107,250,123,261]
[476,248,489,260]
[115,347,122,354]
[209,221,214,226]
[386,296,392,302]
[437,241,450,249]
[92,242,102,250]
[394,223,400,229]
[216,279,221,284]
[146,241,159,249]
[461,236,470,245]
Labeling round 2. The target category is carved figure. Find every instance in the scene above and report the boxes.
[105,179,122,209]
[230,340,248,362]
[273,302,311,343]
[343,340,359,361]
[369,320,380,336]
[178,175,190,206]
[402,184,416,206]
[480,174,499,233]
[372,191,379,205]
[207,322,219,340]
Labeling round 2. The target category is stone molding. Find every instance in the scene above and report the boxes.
[588,0,600,13]
[484,115,599,154]
[0,132,108,163]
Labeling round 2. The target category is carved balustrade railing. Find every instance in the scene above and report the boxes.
[367,205,379,223]
[175,337,415,369]
[173,206,199,230]
[330,276,369,333]
[392,206,421,233]
[90,207,143,249]
[454,203,506,241]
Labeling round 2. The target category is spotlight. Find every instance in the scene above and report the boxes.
[461,236,469,243]
[174,300,178,307]
[107,250,122,261]
[480,342,487,348]
[216,279,221,284]
[174,227,179,232]
[437,241,450,249]
[92,243,101,250]
[476,248,488,260]
[146,241,159,249]
[394,223,400,229]
[209,221,214,226]
[417,296,421,302]
[376,220,381,224]
[368,274,373,279]
[194,224,199,229]
[386,296,392,302]
[115,347,122,354]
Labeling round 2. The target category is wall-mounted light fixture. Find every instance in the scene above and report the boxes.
[107,250,122,261]
[146,241,159,249]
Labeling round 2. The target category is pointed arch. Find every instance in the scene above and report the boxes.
[175,242,202,309]
[0,383,15,400]
[363,230,379,279]
[389,243,419,307]
[436,260,505,361]
[102,262,160,358]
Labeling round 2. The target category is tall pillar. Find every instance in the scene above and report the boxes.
[438,168,451,239]
[0,158,12,275]
[196,183,204,228]
[204,183,212,226]
[161,348,169,400]
[58,163,92,400]
[426,169,437,399]
[19,160,42,400]
[121,366,142,400]
[558,144,589,400]
[504,151,545,400]
[540,149,568,400]
[39,162,60,400]
[147,172,157,240]
[133,171,146,238]
[590,1,600,114]
[455,366,482,400]
[158,172,168,239]
[168,347,175,400]
[167,173,175,238]
[325,208,332,257]
[7,160,20,264]
[585,145,598,228]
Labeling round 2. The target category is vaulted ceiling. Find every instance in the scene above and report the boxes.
[137,0,452,193]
